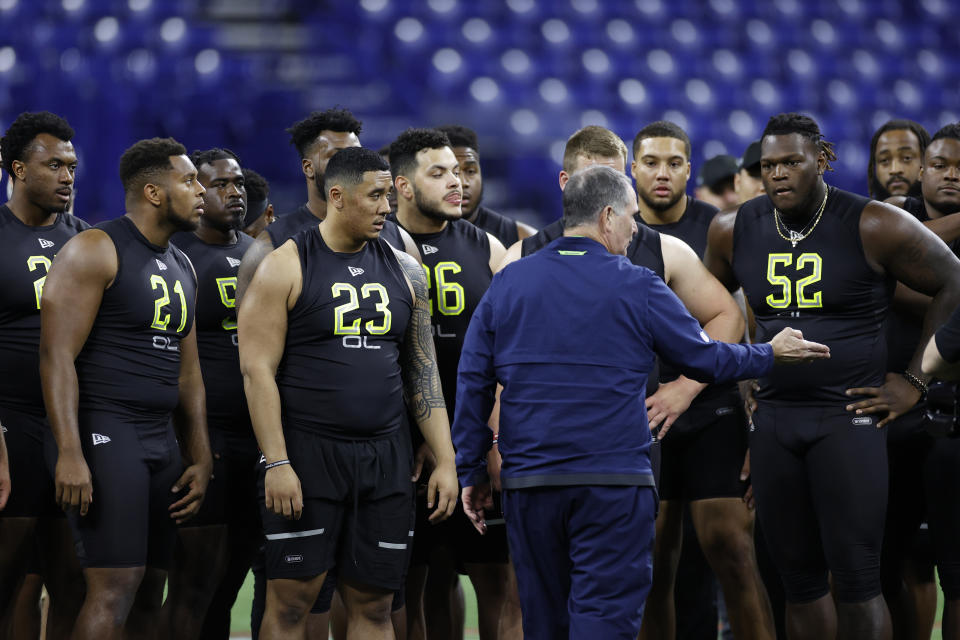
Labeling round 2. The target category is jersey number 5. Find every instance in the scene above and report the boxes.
[766,253,823,309]
[216,277,238,330]
[151,275,188,332]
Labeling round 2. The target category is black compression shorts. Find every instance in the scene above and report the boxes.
[750,402,887,604]
[924,435,960,599]
[410,491,509,568]
[658,394,748,502]
[184,426,260,530]
[47,411,183,569]
[0,406,59,519]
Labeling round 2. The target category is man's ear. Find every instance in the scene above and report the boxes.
[302,157,314,179]
[327,184,344,208]
[143,182,163,207]
[395,174,414,201]
[558,171,570,191]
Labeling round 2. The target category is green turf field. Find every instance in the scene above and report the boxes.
[227,571,945,639]
[228,572,481,639]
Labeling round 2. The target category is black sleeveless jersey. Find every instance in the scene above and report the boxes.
[266,203,406,252]
[521,219,563,257]
[0,206,89,416]
[733,187,894,405]
[522,216,665,278]
[277,228,412,439]
[642,198,736,408]
[388,217,493,413]
[644,198,717,261]
[171,231,253,432]
[472,205,519,248]
[76,216,197,421]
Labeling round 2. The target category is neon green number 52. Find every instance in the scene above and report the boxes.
[765,253,823,310]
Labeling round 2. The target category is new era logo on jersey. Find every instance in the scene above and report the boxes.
[92,433,112,446]
[422,244,439,255]
[38,238,55,249]
[349,266,365,277]
[155,258,167,271]
[227,257,241,268]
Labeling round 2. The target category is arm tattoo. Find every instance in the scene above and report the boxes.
[395,251,446,421]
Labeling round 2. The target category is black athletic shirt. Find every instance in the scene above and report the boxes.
[267,203,406,251]
[277,228,412,439]
[171,231,253,433]
[472,205,519,248]
[733,186,894,405]
[521,219,564,257]
[0,206,89,416]
[389,217,493,413]
[76,216,197,421]
[522,216,665,278]
[642,198,738,409]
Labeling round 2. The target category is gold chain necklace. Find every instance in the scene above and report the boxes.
[774,187,828,248]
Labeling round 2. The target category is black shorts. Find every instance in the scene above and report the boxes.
[259,427,415,591]
[0,405,59,518]
[410,491,509,568]
[924,435,960,599]
[46,411,183,569]
[658,393,748,502]
[750,402,887,604]
[184,426,260,530]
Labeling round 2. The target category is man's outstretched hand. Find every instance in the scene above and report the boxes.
[769,328,830,364]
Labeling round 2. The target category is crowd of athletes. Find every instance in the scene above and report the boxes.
[1,104,960,640]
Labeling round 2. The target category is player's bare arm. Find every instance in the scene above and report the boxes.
[393,247,458,523]
[486,233,507,274]
[922,335,960,380]
[516,220,537,240]
[234,230,274,305]
[886,194,960,245]
[847,202,960,425]
[169,319,213,524]
[238,241,303,519]
[39,229,117,516]
[648,234,746,436]
[496,238,523,272]
[704,208,740,292]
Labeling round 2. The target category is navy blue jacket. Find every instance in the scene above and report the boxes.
[453,236,774,490]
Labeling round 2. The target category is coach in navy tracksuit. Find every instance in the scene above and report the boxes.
[452,165,830,640]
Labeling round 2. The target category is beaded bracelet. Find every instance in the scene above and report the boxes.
[902,371,928,398]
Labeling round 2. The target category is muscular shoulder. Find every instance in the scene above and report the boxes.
[497,239,523,273]
[53,228,118,283]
